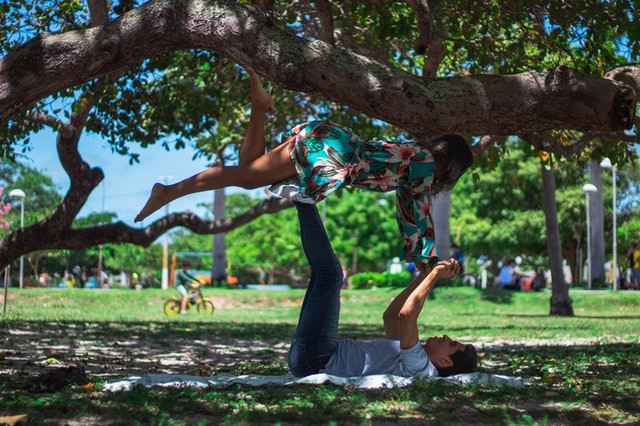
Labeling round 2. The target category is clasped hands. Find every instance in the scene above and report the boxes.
[416,258,461,279]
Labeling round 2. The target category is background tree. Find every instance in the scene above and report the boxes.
[451,145,639,282]
[105,243,164,287]
[219,191,400,284]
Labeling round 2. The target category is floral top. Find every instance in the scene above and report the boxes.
[268,120,437,263]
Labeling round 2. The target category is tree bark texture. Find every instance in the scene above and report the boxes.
[432,191,451,259]
[589,160,605,284]
[211,188,227,283]
[0,0,636,136]
[563,237,580,286]
[541,163,573,316]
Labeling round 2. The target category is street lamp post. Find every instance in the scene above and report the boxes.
[600,158,617,290]
[581,183,597,290]
[8,189,25,289]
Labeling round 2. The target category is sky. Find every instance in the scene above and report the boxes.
[19,128,259,228]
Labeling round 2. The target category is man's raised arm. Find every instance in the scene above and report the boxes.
[383,260,460,348]
[383,271,427,340]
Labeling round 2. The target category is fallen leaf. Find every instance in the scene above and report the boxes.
[76,382,95,391]
[0,414,29,425]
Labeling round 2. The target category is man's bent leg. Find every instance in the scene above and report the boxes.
[288,202,343,377]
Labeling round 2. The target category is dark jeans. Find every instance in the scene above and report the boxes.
[287,203,343,377]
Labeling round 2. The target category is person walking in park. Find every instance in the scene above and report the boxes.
[288,201,477,378]
[135,68,473,265]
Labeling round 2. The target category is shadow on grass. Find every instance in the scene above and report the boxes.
[480,287,514,304]
[1,318,639,425]
[485,313,640,320]
[1,336,637,425]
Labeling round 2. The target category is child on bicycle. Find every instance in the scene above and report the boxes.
[176,261,202,315]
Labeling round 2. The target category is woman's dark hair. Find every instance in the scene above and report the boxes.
[428,134,474,194]
[436,343,478,377]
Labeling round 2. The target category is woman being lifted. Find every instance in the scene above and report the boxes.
[135,68,473,266]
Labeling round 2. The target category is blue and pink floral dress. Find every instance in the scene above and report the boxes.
[268,120,437,263]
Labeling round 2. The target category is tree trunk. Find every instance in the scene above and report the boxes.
[432,191,451,260]
[541,162,573,316]
[211,188,227,286]
[589,160,605,285]
[352,233,359,274]
[562,236,580,285]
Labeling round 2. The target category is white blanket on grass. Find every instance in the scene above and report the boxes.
[104,372,528,392]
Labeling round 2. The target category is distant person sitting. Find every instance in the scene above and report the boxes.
[497,259,522,290]
[288,202,478,379]
[176,261,202,314]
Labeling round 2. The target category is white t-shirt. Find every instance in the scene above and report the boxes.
[322,339,438,378]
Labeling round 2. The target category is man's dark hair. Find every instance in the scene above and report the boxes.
[436,344,478,377]
[182,260,191,268]
[429,134,474,194]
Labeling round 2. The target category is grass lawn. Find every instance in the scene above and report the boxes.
[1,286,639,425]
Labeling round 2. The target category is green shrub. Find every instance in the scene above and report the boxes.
[350,271,411,289]
[350,272,384,289]
[382,271,412,287]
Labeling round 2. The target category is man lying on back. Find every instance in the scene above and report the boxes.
[288,202,478,378]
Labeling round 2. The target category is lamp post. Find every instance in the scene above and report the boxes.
[8,189,25,289]
[158,175,173,290]
[581,183,597,290]
[600,158,617,290]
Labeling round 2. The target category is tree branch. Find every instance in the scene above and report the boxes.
[606,65,640,97]
[405,0,445,78]
[0,0,635,136]
[0,197,293,267]
[314,0,335,45]
[87,0,110,26]
[23,111,61,129]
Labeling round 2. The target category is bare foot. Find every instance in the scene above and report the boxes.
[248,68,274,110]
[135,183,169,223]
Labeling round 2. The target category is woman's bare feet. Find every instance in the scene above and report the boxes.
[248,68,274,111]
[135,183,170,223]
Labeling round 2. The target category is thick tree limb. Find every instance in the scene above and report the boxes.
[0,0,635,136]
[605,65,640,97]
